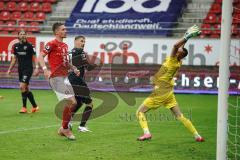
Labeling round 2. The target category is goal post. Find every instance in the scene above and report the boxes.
[217,0,233,160]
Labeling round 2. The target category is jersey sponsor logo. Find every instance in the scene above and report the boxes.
[17,51,27,55]
[80,0,171,13]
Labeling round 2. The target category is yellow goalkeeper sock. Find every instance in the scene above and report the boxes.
[177,114,198,136]
[137,112,150,134]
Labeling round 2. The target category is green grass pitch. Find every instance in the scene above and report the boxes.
[0,89,217,160]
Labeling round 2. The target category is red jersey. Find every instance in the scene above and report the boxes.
[42,39,69,78]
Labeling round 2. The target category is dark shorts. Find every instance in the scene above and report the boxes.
[18,69,33,85]
[68,72,92,104]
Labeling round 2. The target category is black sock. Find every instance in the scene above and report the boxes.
[80,106,92,127]
[73,97,83,113]
[27,91,37,107]
[21,92,28,107]
[71,102,82,120]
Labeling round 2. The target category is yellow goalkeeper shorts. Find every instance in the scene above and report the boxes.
[143,89,177,109]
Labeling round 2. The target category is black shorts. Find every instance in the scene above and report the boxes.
[68,72,92,104]
[18,69,33,85]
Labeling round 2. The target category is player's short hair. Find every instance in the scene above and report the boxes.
[52,22,64,33]
[75,35,85,40]
[18,29,27,35]
[182,48,188,58]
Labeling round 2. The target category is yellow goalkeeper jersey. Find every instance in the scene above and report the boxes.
[153,56,182,87]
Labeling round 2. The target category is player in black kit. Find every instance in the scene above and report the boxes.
[6,30,39,113]
[68,35,97,132]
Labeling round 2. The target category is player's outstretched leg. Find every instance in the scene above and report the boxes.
[136,104,152,141]
[58,98,77,140]
[170,105,204,142]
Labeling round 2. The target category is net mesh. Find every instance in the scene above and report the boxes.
[227,10,240,158]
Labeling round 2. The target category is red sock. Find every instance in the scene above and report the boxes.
[62,105,72,129]
[62,103,79,129]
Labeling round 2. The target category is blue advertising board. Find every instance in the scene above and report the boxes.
[65,0,186,36]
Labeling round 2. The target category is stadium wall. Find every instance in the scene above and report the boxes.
[0,35,239,66]
[0,36,239,94]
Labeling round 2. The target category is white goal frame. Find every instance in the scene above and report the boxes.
[217,0,233,160]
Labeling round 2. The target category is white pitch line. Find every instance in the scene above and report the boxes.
[0,124,59,135]
[0,121,84,135]
[0,120,208,135]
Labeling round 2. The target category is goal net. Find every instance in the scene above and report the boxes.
[227,39,240,159]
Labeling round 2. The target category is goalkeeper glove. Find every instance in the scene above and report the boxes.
[184,25,201,41]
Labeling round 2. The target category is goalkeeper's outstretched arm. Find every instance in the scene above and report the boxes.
[170,25,201,57]
[170,38,187,57]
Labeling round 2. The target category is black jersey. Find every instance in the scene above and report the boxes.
[12,41,36,71]
[70,48,96,78]
[69,48,94,104]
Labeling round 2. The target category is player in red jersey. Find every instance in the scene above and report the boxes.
[38,22,80,140]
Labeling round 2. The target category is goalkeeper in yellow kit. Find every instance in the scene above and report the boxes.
[136,25,204,142]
